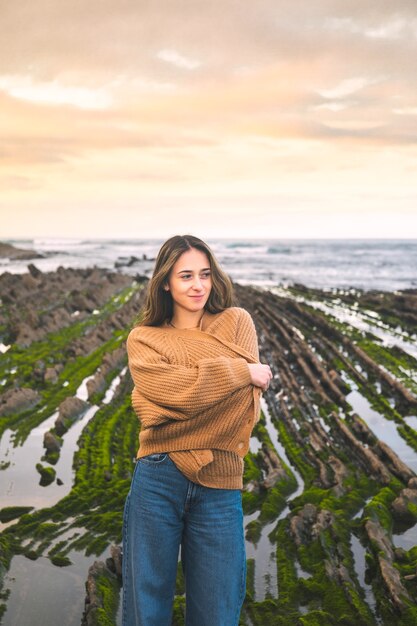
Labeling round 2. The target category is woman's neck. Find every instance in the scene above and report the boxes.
[169,309,206,330]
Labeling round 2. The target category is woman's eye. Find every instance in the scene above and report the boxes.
[181,273,211,279]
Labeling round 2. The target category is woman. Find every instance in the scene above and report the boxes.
[123,234,272,626]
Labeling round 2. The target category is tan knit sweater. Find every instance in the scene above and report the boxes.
[126,306,262,489]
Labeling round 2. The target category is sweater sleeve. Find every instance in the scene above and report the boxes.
[126,330,252,420]
[236,308,260,361]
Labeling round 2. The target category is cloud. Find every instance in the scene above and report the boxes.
[314,101,357,111]
[393,107,417,115]
[0,74,113,109]
[325,14,417,41]
[1,0,417,237]
[156,49,201,70]
[0,174,41,191]
[316,77,381,99]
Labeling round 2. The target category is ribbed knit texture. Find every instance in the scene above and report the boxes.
[126,306,262,489]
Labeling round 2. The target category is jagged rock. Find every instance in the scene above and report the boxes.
[312,509,335,539]
[392,488,417,521]
[331,412,391,484]
[316,458,335,489]
[33,360,46,384]
[0,242,43,260]
[258,443,287,489]
[13,322,39,347]
[87,373,106,399]
[55,397,89,435]
[328,369,350,394]
[379,556,411,609]
[0,265,135,349]
[243,480,261,494]
[348,413,377,445]
[28,263,42,278]
[365,519,394,561]
[133,273,149,283]
[363,517,411,609]
[408,477,417,489]
[327,455,348,490]
[36,463,56,486]
[82,559,119,626]
[325,560,354,587]
[106,545,122,578]
[44,366,60,384]
[374,440,415,484]
[304,423,326,453]
[59,396,89,419]
[85,347,126,399]
[103,347,126,370]
[0,387,40,416]
[70,290,96,313]
[21,273,39,290]
[43,431,61,453]
[289,503,317,547]
[395,547,408,562]
[114,255,139,268]
[83,561,108,625]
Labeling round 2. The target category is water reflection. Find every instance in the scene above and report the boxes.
[244,398,304,601]
[2,549,99,626]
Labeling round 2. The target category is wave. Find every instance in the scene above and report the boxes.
[33,238,86,247]
[267,246,292,254]
[225,242,262,249]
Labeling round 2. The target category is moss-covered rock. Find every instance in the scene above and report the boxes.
[0,506,34,523]
[35,463,56,486]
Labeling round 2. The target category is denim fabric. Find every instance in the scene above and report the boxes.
[122,453,246,626]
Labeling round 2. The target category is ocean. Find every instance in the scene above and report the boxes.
[2,238,417,292]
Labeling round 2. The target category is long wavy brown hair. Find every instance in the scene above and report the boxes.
[136,235,236,327]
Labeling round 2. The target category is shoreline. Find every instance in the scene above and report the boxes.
[1,238,417,293]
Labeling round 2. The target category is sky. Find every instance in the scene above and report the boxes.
[1,0,417,239]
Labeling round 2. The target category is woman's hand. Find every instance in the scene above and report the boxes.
[248,363,273,392]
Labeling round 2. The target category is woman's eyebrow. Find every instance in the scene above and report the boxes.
[177,267,211,274]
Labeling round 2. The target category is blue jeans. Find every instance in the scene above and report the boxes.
[122,453,246,626]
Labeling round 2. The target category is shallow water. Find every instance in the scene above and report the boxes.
[2,548,106,626]
[345,385,417,474]
[0,406,98,523]
[270,285,417,362]
[404,415,417,431]
[0,375,121,622]
[350,533,379,618]
[244,398,305,601]
[393,523,417,551]
[311,300,417,361]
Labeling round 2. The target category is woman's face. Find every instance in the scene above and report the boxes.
[165,247,212,314]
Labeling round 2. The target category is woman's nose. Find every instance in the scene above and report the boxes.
[191,277,203,289]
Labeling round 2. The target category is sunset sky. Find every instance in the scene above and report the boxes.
[1,1,416,239]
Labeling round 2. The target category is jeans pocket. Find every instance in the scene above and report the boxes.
[138,452,168,464]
